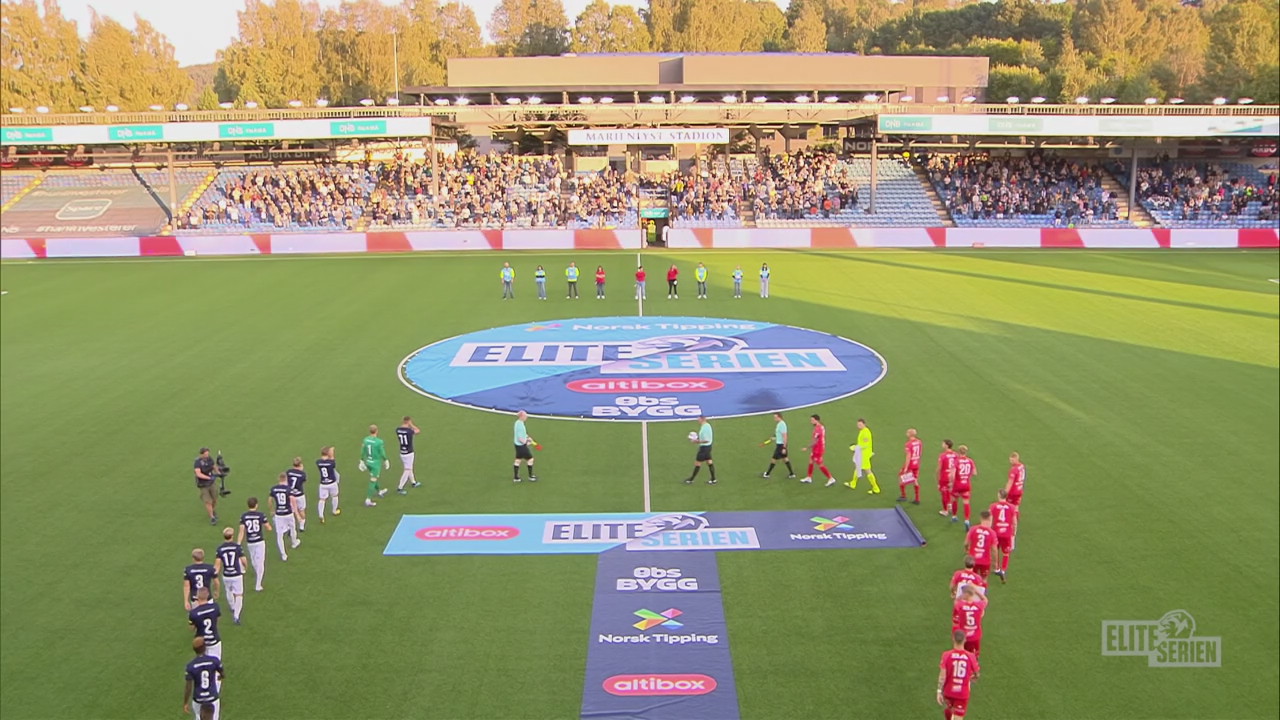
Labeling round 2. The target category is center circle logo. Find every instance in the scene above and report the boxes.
[398,316,886,422]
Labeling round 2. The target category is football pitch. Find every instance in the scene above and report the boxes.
[1,248,1278,720]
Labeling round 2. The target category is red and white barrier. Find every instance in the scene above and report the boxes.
[1,227,1275,259]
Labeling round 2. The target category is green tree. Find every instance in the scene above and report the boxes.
[220,0,324,107]
[1049,33,1097,101]
[435,1,484,60]
[644,0,680,52]
[1074,0,1160,78]
[987,64,1049,101]
[1,0,86,111]
[195,85,220,110]
[572,0,651,53]
[787,1,828,52]
[1153,5,1208,97]
[516,0,570,55]
[82,12,138,109]
[1203,0,1279,99]
[742,0,786,51]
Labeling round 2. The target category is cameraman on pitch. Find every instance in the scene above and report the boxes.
[194,448,219,525]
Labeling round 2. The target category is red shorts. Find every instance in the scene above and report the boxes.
[901,466,919,483]
[952,485,971,498]
[996,535,1014,553]
[964,637,981,656]
[972,562,991,579]
[811,450,826,465]
[943,695,969,717]
[1008,492,1022,506]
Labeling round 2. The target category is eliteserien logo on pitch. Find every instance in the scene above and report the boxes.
[399,316,886,421]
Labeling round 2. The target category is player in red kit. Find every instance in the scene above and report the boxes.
[801,414,835,485]
[937,440,958,518]
[951,445,977,528]
[898,428,923,504]
[950,555,987,599]
[1004,452,1026,508]
[964,511,998,579]
[938,628,980,719]
[952,584,987,657]
[990,489,1019,583]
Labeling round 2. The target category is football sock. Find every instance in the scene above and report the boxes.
[899,482,907,498]
[867,472,880,493]
[785,461,795,474]
[689,466,701,481]
[318,499,326,519]
[398,472,409,490]
[331,496,339,512]
[526,463,535,477]
[513,465,520,480]
[913,484,920,502]
[949,498,958,516]
[1001,553,1010,572]
[299,518,305,531]
[821,465,833,479]
[366,481,378,500]
[709,465,716,481]
[276,533,287,558]
[963,502,971,522]
[806,461,815,476]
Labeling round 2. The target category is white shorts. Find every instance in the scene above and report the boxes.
[401,452,415,470]
[222,575,243,597]
[195,698,221,720]
[274,515,295,535]
[318,482,339,500]
[291,494,307,511]
[205,640,222,660]
[247,541,265,573]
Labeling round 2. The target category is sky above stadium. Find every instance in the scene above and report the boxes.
[56,0,781,67]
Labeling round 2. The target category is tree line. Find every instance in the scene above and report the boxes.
[1,0,1276,114]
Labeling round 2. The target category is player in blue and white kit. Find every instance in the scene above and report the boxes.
[214,528,247,624]
[286,457,308,532]
[183,637,224,720]
[396,416,422,494]
[183,549,218,611]
[269,473,299,561]
[237,498,270,592]
[316,446,341,523]
[188,587,223,660]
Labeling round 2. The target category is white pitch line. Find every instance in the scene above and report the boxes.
[1269,278,1279,284]
[638,247,652,513]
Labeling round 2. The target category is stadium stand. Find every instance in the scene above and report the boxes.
[922,152,1130,228]
[179,164,372,232]
[1118,159,1279,228]
[1,172,39,208]
[751,152,942,228]
[1,169,203,237]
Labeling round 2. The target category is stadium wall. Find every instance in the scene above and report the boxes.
[1,228,1276,259]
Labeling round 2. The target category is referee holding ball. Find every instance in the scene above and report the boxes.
[684,416,717,485]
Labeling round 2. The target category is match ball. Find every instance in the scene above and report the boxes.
[687,431,699,441]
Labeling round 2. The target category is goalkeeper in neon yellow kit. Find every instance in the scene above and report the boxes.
[359,424,390,507]
[848,418,881,494]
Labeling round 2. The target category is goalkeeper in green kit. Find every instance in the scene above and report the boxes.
[359,425,390,507]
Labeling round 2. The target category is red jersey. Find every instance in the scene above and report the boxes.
[952,596,987,641]
[989,500,1018,538]
[904,438,923,470]
[965,525,998,565]
[938,450,958,485]
[954,456,976,491]
[939,648,980,699]
[1007,463,1026,499]
[595,269,606,284]
[811,423,827,453]
[950,569,986,596]
[667,267,678,281]
[636,269,646,282]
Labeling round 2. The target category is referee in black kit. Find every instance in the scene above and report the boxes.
[194,448,218,525]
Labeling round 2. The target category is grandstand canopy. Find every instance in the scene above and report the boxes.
[405,53,990,105]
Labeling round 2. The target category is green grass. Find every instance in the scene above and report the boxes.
[2,249,1277,720]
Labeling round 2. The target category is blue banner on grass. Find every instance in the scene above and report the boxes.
[582,550,739,720]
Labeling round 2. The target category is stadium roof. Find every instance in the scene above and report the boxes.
[404,53,989,101]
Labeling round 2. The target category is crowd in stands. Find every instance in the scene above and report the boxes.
[180,163,369,230]
[747,150,862,221]
[924,152,1121,225]
[168,149,1273,232]
[1128,160,1278,223]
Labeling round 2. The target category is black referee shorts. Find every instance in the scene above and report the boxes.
[515,443,533,460]
[772,443,788,460]
[696,445,713,462]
